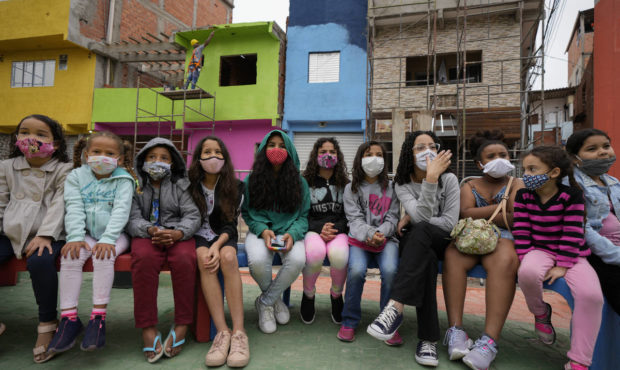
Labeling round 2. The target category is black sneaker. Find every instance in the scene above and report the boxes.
[415,340,439,367]
[330,295,344,324]
[366,301,403,341]
[80,315,106,351]
[300,293,315,324]
[47,317,84,354]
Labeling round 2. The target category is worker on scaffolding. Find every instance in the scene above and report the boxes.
[184,30,215,90]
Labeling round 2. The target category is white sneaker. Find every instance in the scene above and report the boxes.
[443,326,473,360]
[255,296,276,334]
[274,298,290,325]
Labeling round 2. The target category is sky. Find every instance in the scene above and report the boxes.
[232,0,593,90]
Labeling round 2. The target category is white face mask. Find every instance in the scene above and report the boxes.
[480,158,515,178]
[361,156,384,178]
[415,149,437,171]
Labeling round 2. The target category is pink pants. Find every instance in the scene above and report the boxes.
[302,232,348,297]
[518,250,603,366]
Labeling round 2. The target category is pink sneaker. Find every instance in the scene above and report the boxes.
[337,326,355,342]
[564,361,588,370]
[534,303,556,345]
[384,330,403,346]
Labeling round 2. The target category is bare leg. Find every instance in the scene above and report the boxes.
[197,247,230,333]
[220,246,245,333]
[443,243,479,327]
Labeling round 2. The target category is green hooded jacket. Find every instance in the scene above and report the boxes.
[242,130,310,242]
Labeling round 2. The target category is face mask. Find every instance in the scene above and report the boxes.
[577,156,616,177]
[266,147,288,166]
[87,156,118,176]
[15,137,55,159]
[317,153,338,169]
[480,158,515,178]
[142,161,171,181]
[200,156,225,174]
[523,173,549,190]
[415,149,437,171]
[361,156,384,178]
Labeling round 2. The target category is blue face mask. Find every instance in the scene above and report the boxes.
[523,173,550,190]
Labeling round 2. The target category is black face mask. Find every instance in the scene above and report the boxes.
[578,157,617,177]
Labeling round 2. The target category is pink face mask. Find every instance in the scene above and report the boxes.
[266,147,288,166]
[15,137,56,159]
[317,153,338,169]
[200,157,225,174]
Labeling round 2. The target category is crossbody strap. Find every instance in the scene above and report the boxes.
[487,176,514,232]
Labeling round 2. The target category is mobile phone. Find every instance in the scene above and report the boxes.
[269,235,287,251]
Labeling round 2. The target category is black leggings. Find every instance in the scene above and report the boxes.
[0,234,63,322]
[588,253,620,315]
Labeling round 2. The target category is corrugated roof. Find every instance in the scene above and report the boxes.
[529,86,575,101]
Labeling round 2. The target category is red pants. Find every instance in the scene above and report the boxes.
[131,238,197,328]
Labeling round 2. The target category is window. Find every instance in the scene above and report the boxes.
[308,52,340,83]
[220,54,257,86]
[11,60,55,87]
[406,51,482,86]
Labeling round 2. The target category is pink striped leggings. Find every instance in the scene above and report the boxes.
[302,232,348,298]
[518,250,603,366]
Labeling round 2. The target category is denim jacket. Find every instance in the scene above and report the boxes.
[571,167,620,265]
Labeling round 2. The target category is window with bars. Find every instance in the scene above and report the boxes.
[11,60,56,87]
[308,52,340,83]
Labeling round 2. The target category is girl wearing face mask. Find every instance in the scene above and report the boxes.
[566,129,620,318]
[0,115,72,363]
[514,146,602,370]
[442,130,524,370]
[242,130,310,335]
[188,136,249,368]
[337,141,400,343]
[300,138,350,325]
[48,132,136,357]
[124,137,201,363]
[366,131,458,368]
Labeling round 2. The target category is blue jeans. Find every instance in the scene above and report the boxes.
[341,241,399,328]
[183,68,200,89]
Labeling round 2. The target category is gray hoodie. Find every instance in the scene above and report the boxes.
[343,180,400,249]
[125,138,201,240]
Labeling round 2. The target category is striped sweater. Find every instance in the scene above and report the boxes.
[513,184,589,268]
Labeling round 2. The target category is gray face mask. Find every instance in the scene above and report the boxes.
[577,156,616,177]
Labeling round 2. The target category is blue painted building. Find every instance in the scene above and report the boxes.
[282,0,367,170]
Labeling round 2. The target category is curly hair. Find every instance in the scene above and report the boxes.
[248,133,302,213]
[188,136,238,222]
[523,145,579,188]
[302,137,350,189]
[394,130,449,186]
[10,114,70,163]
[351,141,389,193]
[565,128,611,157]
[469,130,509,164]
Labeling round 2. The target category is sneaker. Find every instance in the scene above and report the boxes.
[462,335,498,370]
[564,361,588,370]
[443,326,473,360]
[337,325,355,342]
[255,296,276,334]
[205,330,231,367]
[384,330,403,346]
[80,316,106,351]
[227,330,250,368]
[415,340,439,367]
[330,295,344,324]
[47,317,84,353]
[300,293,315,324]
[535,303,556,344]
[366,301,403,341]
[274,298,290,325]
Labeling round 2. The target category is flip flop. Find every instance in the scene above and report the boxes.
[163,325,185,358]
[143,332,164,363]
[33,323,57,364]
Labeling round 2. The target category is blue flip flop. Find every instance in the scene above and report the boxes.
[143,332,164,363]
[163,326,186,358]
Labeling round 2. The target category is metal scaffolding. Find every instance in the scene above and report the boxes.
[366,0,549,178]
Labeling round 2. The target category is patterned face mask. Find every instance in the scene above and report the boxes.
[317,153,338,169]
[266,147,288,165]
[523,173,550,190]
[87,156,118,176]
[142,161,171,181]
[15,137,56,158]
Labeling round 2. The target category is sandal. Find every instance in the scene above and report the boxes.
[33,322,57,364]
[163,325,186,358]
[143,332,164,363]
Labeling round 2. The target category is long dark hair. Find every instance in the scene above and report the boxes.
[188,136,238,222]
[469,130,509,164]
[351,141,389,193]
[248,132,302,213]
[10,114,70,163]
[394,130,449,186]
[565,128,611,157]
[523,145,579,189]
[302,137,349,189]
